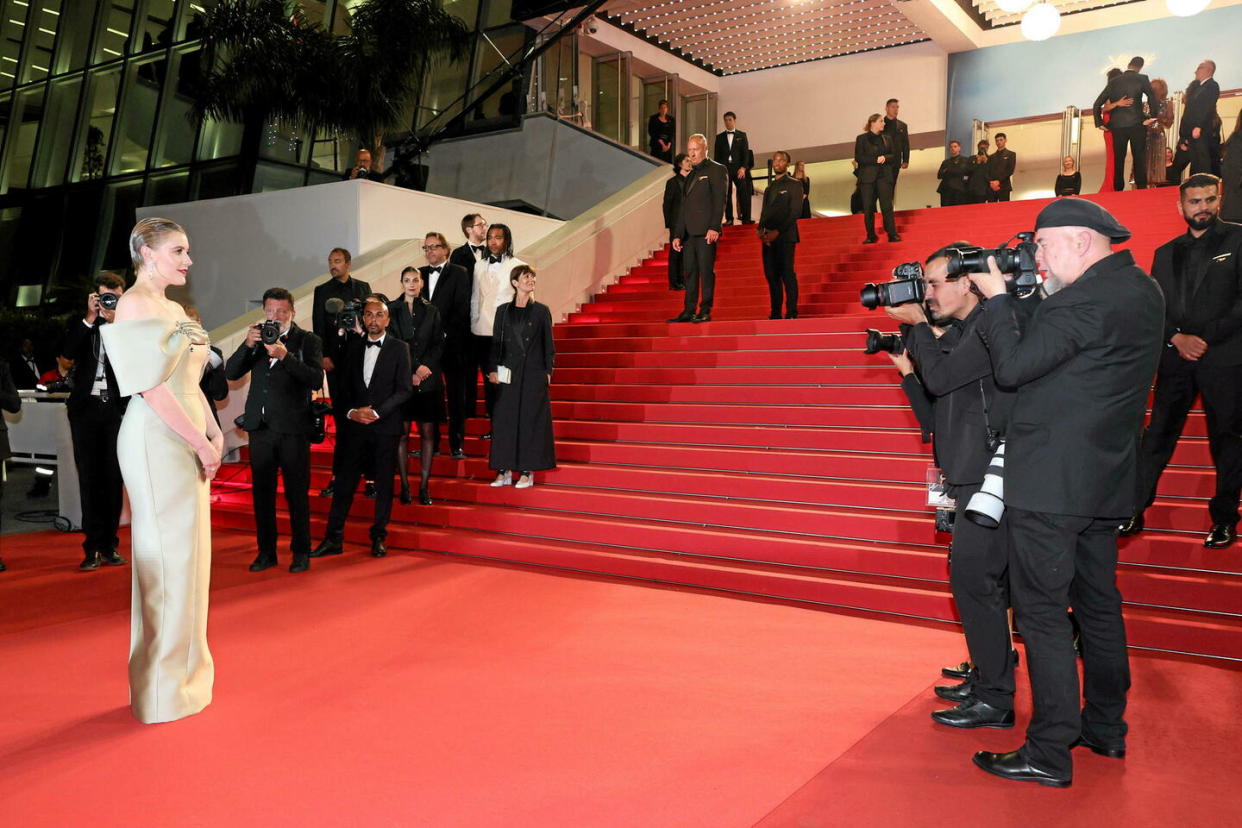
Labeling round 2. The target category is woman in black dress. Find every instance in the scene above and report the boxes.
[647,99,675,162]
[1054,156,1081,196]
[792,160,812,219]
[662,153,691,289]
[854,113,899,243]
[487,265,556,489]
[388,267,444,505]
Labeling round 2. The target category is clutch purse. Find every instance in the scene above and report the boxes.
[496,366,512,384]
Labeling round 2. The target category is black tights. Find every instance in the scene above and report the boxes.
[397,421,438,493]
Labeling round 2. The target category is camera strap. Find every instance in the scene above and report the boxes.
[978,380,992,433]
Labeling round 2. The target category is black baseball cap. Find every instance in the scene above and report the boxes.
[1034,198,1131,243]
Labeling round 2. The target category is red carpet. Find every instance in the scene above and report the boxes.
[3,527,1239,825]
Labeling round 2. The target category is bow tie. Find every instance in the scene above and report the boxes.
[488,255,503,264]
[428,266,442,275]
[365,340,382,348]
[726,131,734,135]
[472,245,485,255]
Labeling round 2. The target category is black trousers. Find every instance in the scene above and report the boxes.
[69,398,124,554]
[249,426,312,557]
[667,232,684,289]
[324,423,401,541]
[1007,507,1130,777]
[472,334,499,422]
[939,189,966,207]
[1168,136,1216,181]
[761,241,798,317]
[1136,355,1242,526]
[681,236,717,314]
[949,482,1014,710]
[859,176,896,239]
[442,352,473,452]
[1110,124,1148,189]
[724,169,752,223]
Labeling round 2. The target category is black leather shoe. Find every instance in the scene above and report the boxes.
[319,482,335,498]
[768,313,781,320]
[364,481,377,499]
[451,448,467,460]
[309,538,343,558]
[935,680,974,702]
[941,660,974,680]
[371,539,387,558]
[419,487,432,506]
[249,553,277,572]
[670,282,685,290]
[691,312,711,323]
[0,558,6,572]
[972,750,1071,788]
[79,551,101,571]
[667,312,694,323]
[931,698,1014,729]
[863,236,878,244]
[289,554,310,573]
[1072,734,1125,758]
[784,312,798,319]
[889,234,903,242]
[1117,514,1144,536]
[399,487,413,505]
[101,548,128,566]
[1205,523,1237,549]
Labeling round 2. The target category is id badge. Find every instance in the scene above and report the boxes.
[926,466,956,508]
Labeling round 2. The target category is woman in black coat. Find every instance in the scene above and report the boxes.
[793,160,812,219]
[647,99,675,162]
[388,267,444,505]
[662,153,691,290]
[487,265,555,489]
[854,113,899,243]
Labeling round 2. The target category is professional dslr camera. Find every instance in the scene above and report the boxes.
[862,329,904,355]
[941,233,1040,298]
[254,320,282,345]
[96,291,119,311]
[860,261,924,309]
[324,297,365,332]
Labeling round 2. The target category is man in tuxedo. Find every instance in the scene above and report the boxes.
[714,112,752,225]
[311,297,411,559]
[419,231,472,459]
[883,98,910,195]
[9,338,45,389]
[757,151,803,320]
[971,198,1164,787]
[669,134,728,325]
[1169,60,1221,180]
[1093,56,1158,191]
[61,272,128,571]
[987,133,1017,202]
[226,288,324,573]
[312,247,371,497]
[937,141,971,207]
[449,213,489,275]
[1122,175,1242,549]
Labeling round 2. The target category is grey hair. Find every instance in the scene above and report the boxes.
[130,217,186,270]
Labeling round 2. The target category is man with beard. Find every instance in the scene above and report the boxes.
[1121,174,1242,549]
[937,141,971,207]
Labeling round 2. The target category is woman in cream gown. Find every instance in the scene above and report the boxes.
[101,217,222,724]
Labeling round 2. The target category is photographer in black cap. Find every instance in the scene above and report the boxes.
[970,198,1164,788]
[877,243,1029,732]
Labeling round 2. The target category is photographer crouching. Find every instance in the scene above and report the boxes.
[865,240,1039,733]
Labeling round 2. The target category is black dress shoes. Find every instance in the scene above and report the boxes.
[768,313,781,320]
[371,539,387,558]
[79,551,102,571]
[934,680,974,702]
[364,481,377,499]
[451,448,467,460]
[941,660,974,680]
[889,234,903,242]
[399,487,413,505]
[668,312,694,323]
[1205,523,1237,549]
[863,236,878,245]
[972,750,1071,788]
[419,487,432,506]
[784,312,798,319]
[1072,734,1125,758]
[319,482,335,498]
[101,548,128,566]
[249,553,277,572]
[670,281,685,290]
[1117,514,1144,536]
[691,312,711,323]
[931,698,1014,729]
[310,538,343,558]
[0,558,6,572]
[289,554,310,573]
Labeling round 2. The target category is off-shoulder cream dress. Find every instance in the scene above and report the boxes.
[101,317,214,724]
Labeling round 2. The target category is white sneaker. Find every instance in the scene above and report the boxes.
[490,472,512,487]
[514,474,534,489]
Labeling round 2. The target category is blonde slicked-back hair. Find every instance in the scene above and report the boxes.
[130,217,186,270]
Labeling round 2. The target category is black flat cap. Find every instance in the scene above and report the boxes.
[1035,198,1131,243]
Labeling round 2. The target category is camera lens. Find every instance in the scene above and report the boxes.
[98,292,119,311]
[859,284,882,310]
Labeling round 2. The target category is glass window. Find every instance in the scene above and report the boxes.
[253,161,305,193]
[418,50,469,130]
[259,119,309,164]
[179,1,218,40]
[443,0,479,27]
[20,0,61,83]
[32,75,83,188]
[99,177,143,273]
[53,1,97,75]
[196,115,242,161]
[94,1,136,63]
[0,86,44,194]
[140,0,177,53]
[73,66,120,181]
[310,129,351,174]
[111,55,164,174]
[152,46,199,167]
[468,26,526,123]
[0,0,30,90]
[593,56,626,144]
[146,169,189,205]
[193,160,240,200]
[0,92,8,165]
[481,0,512,29]
[0,206,23,298]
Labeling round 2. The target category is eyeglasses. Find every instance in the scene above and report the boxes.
[471,221,487,229]
[421,244,445,251]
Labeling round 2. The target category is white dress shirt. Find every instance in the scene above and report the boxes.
[426,265,443,298]
[362,333,385,387]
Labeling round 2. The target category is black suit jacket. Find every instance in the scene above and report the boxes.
[1180,78,1220,139]
[663,173,685,230]
[714,130,750,171]
[1151,219,1242,366]
[450,242,486,279]
[387,296,444,376]
[418,262,470,363]
[335,334,412,437]
[312,276,372,362]
[673,158,728,238]
[978,250,1164,518]
[854,132,894,184]
[937,156,971,194]
[758,174,803,244]
[883,117,910,167]
[226,324,325,435]
[987,149,1016,192]
[0,358,19,462]
[1094,70,1156,129]
[61,319,124,415]
[8,353,41,390]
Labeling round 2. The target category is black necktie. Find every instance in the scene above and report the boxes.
[366,340,381,348]
[429,266,442,275]
[489,256,502,264]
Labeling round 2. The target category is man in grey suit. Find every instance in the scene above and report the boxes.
[1093,56,1158,190]
[669,133,728,324]
[969,199,1164,788]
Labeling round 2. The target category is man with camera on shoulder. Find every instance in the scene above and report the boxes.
[872,243,1025,734]
[226,288,324,574]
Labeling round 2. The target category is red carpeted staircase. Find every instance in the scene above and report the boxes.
[211,189,1242,661]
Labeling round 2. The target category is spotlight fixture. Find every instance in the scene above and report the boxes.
[1020,3,1061,41]
[1166,0,1210,16]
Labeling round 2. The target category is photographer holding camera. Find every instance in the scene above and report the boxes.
[226,288,324,574]
[969,198,1164,787]
[61,272,129,571]
[875,244,1026,733]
